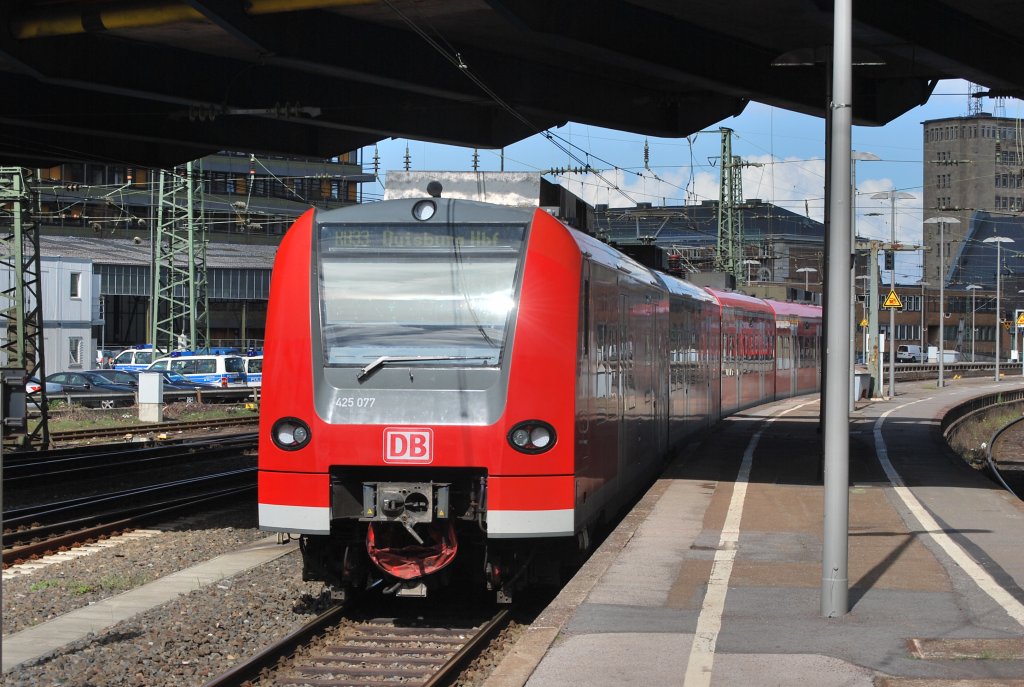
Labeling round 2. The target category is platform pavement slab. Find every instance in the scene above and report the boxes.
[2,534,297,672]
[485,378,1024,687]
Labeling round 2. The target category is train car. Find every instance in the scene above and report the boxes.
[258,194,822,603]
[764,299,822,399]
[705,288,776,416]
[658,274,720,443]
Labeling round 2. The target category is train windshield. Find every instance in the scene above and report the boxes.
[318,222,526,368]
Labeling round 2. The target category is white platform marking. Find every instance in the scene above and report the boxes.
[873,398,1024,627]
[684,401,815,687]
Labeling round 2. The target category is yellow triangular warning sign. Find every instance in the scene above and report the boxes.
[882,290,903,309]
[1017,312,1024,327]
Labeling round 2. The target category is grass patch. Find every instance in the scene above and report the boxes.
[28,579,61,592]
[28,573,151,596]
[98,571,151,591]
[30,401,257,435]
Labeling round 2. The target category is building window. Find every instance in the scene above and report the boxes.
[70,272,82,299]
[904,295,921,312]
[895,324,920,341]
[69,336,83,367]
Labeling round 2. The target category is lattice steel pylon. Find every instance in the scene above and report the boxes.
[149,161,209,353]
[716,127,745,281]
[0,167,49,447]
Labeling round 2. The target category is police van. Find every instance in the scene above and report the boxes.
[146,351,247,387]
[112,345,164,371]
[243,355,263,387]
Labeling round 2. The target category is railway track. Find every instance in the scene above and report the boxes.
[203,608,511,687]
[3,433,256,486]
[987,416,1024,499]
[3,469,256,565]
[46,415,259,443]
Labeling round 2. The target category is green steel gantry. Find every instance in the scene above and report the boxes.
[149,162,209,353]
[716,127,746,282]
[0,167,49,447]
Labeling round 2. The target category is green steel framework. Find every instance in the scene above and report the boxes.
[149,162,209,354]
[0,167,49,447]
[716,127,746,282]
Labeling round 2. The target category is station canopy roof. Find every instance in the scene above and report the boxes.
[1,1,1022,167]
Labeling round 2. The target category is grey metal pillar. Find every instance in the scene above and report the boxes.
[868,242,880,396]
[822,0,852,618]
[995,240,1002,382]
[939,228,945,386]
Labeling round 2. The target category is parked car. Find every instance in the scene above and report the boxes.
[45,371,136,408]
[26,376,63,395]
[91,368,223,391]
[87,369,141,387]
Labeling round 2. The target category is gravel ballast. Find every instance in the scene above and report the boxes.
[3,501,528,687]
[3,502,325,686]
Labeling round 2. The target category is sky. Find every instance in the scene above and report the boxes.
[358,79,1024,284]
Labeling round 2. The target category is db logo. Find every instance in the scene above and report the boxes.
[383,428,433,464]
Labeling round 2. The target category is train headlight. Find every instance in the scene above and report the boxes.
[272,417,311,451]
[507,420,556,454]
[412,199,436,221]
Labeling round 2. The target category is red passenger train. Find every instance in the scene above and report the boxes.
[257,196,821,602]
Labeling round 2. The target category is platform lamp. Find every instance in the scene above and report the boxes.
[924,216,961,388]
[796,266,817,292]
[983,235,1013,382]
[966,285,981,362]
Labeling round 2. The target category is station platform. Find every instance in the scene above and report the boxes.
[485,378,1024,687]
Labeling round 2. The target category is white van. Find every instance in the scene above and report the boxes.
[896,344,924,363]
[243,355,262,387]
[147,352,247,387]
[112,345,165,371]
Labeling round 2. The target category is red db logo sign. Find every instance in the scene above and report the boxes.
[383,428,433,464]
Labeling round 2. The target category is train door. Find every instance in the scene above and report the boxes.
[618,293,630,473]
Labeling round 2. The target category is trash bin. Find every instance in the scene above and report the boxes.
[853,370,871,401]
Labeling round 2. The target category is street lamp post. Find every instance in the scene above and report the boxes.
[919,281,930,353]
[924,216,961,388]
[851,152,879,413]
[873,190,913,398]
[797,266,817,292]
[966,284,981,362]
[983,235,1013,382]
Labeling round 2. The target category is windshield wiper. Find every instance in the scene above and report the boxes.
[357,355,492,380]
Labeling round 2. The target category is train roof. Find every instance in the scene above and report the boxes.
[656,273,718,303]
[763,299,823,319]
[704,288,775,315]
[570,229,660,283]
[314,197,537,225]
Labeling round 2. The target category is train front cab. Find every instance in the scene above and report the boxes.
[259,201,603,601]
[706,289,776,415]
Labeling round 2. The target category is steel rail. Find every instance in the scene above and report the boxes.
[3,484,255,565]
[3,434,256,485]
[201,608,511,687]
[985,417,1023,500]
[47,415,258,443]
[5,468,255,532]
